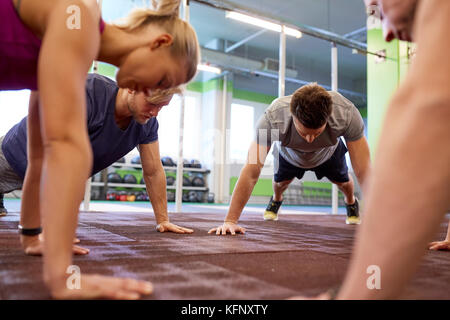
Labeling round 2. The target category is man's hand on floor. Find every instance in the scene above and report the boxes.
[208,222,246,236]
[156,221,194,234]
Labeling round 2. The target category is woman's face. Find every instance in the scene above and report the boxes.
[116,34,187,96]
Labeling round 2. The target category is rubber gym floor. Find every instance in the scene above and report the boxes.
[0,200,449,300]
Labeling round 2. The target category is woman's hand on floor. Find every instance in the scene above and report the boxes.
[156,221,194,234]
[429,239,450,251]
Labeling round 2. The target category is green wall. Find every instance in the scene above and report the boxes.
[229,177,341,198]
[229,177,273,196]
[367,29,400,156]
[367,29,411,157]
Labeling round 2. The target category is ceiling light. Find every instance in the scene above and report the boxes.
[198,64,222,74]
[226,11,302,39]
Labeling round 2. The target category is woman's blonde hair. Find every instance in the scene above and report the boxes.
[116,0,200,83]
[146,87,182,104]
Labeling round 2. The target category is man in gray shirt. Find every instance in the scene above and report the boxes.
[210,83,371,235]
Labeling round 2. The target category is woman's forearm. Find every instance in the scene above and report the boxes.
[42,136,92,286]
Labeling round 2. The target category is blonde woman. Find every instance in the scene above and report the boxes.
[0,0,199,299]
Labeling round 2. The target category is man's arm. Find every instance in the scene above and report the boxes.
[209,141,270,235]
[337,0,450,299]
[346,136,371,189]
[139,142,193,234]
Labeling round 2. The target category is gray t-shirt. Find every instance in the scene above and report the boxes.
[255,91,364,169]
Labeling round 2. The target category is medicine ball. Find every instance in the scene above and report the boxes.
[207,193,215,203]
[119,191,128,202]
[106,190,116,201]
[167,191,175,202]
[196,191,205,202]
[161,156,175,167]
[123,174,137,184]
[188,191,198,202]
[190,159,202,168]
[182,193,190,202]
[127,193,136,202]
[166,176,175,186]
[183,176,192,186]
[131,155,141,164]
[107,172,123,184]
[90,189,101,200]
[136,192,147,202]
[191,176,205,187]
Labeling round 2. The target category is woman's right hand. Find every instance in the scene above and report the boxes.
[48,274,153,300]
[429,239,450,251]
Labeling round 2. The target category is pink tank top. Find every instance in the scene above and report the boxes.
[0,0,105,90]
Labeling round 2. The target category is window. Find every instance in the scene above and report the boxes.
[0,90,30,136]
[157,95,201,161]
[230,103,255,161]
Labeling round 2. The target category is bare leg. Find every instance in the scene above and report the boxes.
[332,175,356,205]
[273,179,293,202]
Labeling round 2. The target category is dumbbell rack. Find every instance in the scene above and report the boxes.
[91,162,210,200]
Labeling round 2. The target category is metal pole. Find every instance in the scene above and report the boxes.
[225,30,267,53]
[83,179,92,211]
[217,74,228,203]
[83,0,103,212]
[279,25,286,97]
[175,0,189,212]
[175,95,185,212]
[331,42,338,215]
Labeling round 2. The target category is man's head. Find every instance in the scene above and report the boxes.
[125,87,181,124]
[364,0,418,42]
[290,83,332,143]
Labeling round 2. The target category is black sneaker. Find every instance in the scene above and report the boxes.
[0,194,7,217]
[264,196,282,221]
[345,197,360,225]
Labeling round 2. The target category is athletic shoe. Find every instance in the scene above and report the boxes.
[345,197,360,225]
[0,193,6,217]
[263,196,283,221]
[0,204,7,217]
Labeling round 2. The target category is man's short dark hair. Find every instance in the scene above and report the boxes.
[290,83,332,129]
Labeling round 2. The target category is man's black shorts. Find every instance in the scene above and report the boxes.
[274,139,349,183]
